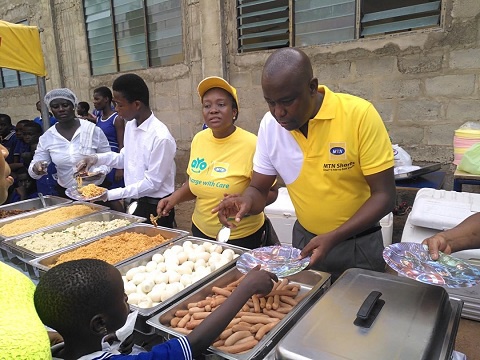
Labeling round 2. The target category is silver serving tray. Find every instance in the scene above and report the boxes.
[0,201,109,242]
[29,224,188,275]
[118,236,247,334]
[147,267,331,360]
[2,210,145,261]
[0,195,72,220]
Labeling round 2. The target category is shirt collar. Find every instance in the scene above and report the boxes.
[313,85,337,121]
[134,112,155,131]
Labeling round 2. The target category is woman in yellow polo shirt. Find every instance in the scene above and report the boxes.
[157,77,277,249]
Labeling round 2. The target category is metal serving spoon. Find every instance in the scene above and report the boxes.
[38,192,47,208]
[216,225,231,243]
[215,215,250,243]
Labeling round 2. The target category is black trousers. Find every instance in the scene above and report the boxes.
[134,196,175,228]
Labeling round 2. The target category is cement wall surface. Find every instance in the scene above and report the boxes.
[1,0,479,183]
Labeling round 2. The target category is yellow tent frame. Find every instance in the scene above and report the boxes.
[0,20,50,128]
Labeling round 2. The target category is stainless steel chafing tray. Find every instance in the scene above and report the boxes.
[147,267,331,360]
[118,236,247,334]
[0,201,109,242]
[2,210,145,261]
[0,195,72,220]
[275,268,463,360]
[28,224,188,275]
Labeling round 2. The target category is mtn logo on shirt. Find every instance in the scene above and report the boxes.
[329,142,347,160]
[211,162,229,177]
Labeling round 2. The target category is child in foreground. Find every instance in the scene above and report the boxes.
[34,259,276,360]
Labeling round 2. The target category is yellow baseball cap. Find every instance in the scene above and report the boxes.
[197,76,239,110]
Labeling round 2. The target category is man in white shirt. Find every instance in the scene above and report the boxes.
[78,74,176,227]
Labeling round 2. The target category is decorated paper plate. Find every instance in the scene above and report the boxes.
[65,186,107,202]
[236,245,310,278]
[383,242,480,288]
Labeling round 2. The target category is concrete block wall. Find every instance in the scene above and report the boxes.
[0,0,479,183]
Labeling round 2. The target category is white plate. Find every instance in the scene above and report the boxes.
[65,186,107,202]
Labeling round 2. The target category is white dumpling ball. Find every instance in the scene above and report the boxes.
[152,253,165,263]
[137,265,147,273]
[125,268,140,281]
[139,279,155,294]
[183,260,195,270]
[146,260,157,272]
[187,251,197,263]
[182,240,193,249]
[196,252,210,262]
[208,252,222,265]
[176,251,188,264]
[202,241,212,252]
[156,262,167,272]
[132,272,146,285]
[127,292,142,305]
[171,245,183,254]
[195,245,206,253]
[165,257,179,267]
[154,272,169,285]
[177,264,192,275]
[180,274,192,287]
[137,296,153,309]
[163,248,173,259]
[194,259,206,270]
[168,271,181,284]
[148,289,162,303]
[221,249,235,262]
[152,282,167,292]
[124,281,137,295]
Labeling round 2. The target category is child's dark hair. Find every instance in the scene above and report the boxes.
[94,86,113,102]
[78,101,91,112]
[16,119,31,127]
[112,74,149,107]
[34,259,118,336]
[0,113,12,124]
[23,122,43,135]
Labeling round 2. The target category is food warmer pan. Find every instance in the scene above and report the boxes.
[0,195,72,220]
[118,236,247,334]
[0,201,109,242]
[147,267,331,360]
[275,268,463,360]
[3,210,145,262]
[29,224,188,276]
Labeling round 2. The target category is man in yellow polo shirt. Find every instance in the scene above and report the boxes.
[214,47,396,281]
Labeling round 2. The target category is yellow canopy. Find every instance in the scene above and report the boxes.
[0,20,46,77]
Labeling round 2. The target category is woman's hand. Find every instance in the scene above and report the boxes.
[157,196,175,216]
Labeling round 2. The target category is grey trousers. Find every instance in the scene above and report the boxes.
[293,221,386,282]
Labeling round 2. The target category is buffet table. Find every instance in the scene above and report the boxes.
[0,198,467,359]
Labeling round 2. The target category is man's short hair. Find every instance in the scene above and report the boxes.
[94,86,113,102]
[112,73,149,107]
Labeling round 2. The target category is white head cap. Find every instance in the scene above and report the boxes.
[44,88,78,108]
